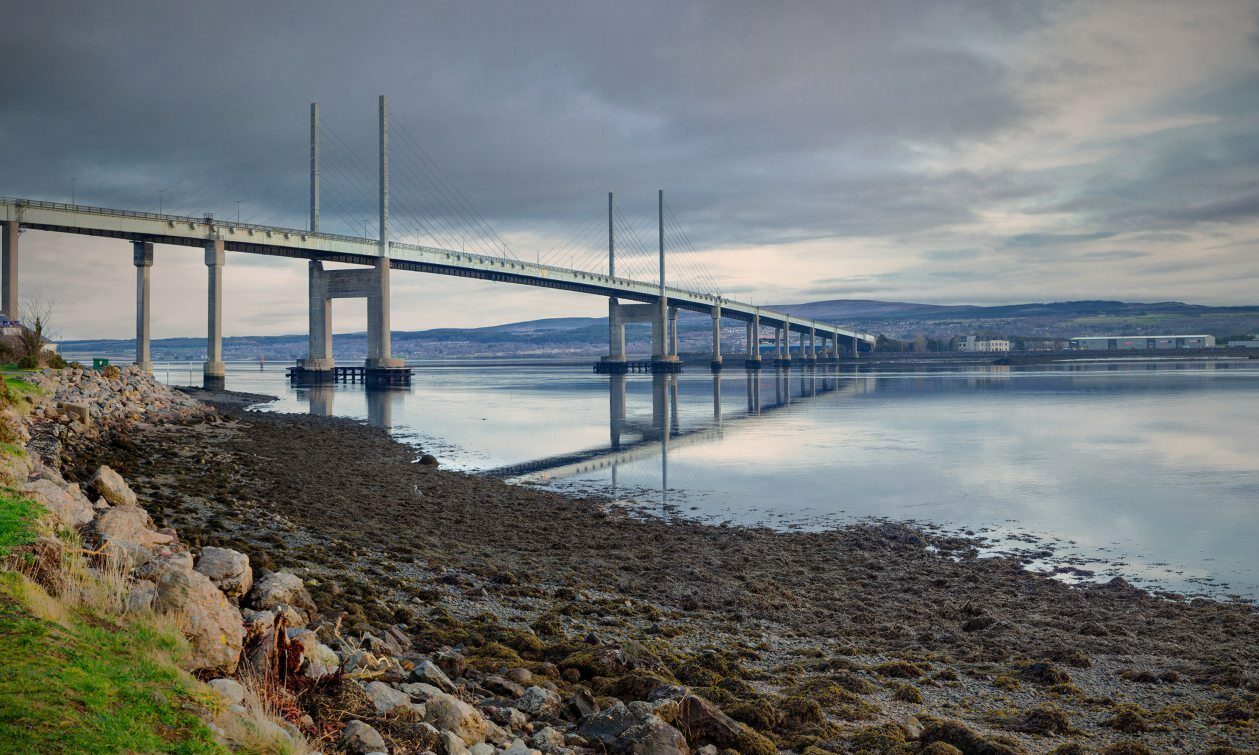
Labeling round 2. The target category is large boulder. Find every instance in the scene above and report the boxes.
[245,571,318,624]
[195,546,253,598]
[92,504,173,567]
[614,715,689,755]
[425,692,490,746]
[675,695,772,754]
[21,479,94,528]
[151,562,245,674]
[88,465,137,507]
[577,702,639,747]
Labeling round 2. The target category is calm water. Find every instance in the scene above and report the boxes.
[140,357,1259,600]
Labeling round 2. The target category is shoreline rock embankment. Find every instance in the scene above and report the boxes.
[8,367,1259,753]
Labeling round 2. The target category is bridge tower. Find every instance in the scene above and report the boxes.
[650,189,681,373]
[293,98,409,387]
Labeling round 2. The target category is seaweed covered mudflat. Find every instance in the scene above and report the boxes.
[66,400,1259,754]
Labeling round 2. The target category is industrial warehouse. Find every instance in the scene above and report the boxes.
[1069,335,1216,350]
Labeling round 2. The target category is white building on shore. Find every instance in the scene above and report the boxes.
[956,336,1011,353]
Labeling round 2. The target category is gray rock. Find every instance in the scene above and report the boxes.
[438,730,469,755]
[484,702,529,729]
[505,668,533,685]
[364,680,412,715]
[124,580,157,613]
[245,571,317,624]
[424,692,489,746]
[151,564,244,674]
[433,649,468,680]
[530,726,566,750]
[577,702,638,746]
[208,677,247,707]
[612,715,689,755]
[469,744,495,755]
[21,479,94,528]
[400,681,445,701]
[501,740,536,755]
[340,720,387,754]
[570,688,598,719]
[88,465,136,507]
[482,674,526,699]
[516,685,563,718]
[93,504,173,567]
[409,658,456,692]
[195,546,253,598]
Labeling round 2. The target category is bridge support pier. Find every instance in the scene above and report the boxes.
[745,312,762,369]
[133,241,153,371]
[774,320,793,368]
[304,261,335,376]
[597,299,657,373]
[650,298,681,373]
[2,221,16,322]
[292,259,409,387]
[366,259,405,371]
[203,240,226,390]
[806,327,817,362]
[710,302,723,372]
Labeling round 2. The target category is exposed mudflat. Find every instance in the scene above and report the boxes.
[65,401,1259,754]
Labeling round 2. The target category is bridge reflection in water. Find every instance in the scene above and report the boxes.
[491,365,868,507]
[291,365,868,508]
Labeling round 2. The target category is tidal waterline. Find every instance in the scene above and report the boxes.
[144,357,1259,599]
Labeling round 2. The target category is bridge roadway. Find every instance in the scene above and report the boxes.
[0,197,876,348]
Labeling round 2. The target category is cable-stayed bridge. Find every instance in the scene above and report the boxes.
[0,97,875,387]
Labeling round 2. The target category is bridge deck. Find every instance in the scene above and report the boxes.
[1,197,876,343]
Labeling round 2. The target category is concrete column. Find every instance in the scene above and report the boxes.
[306,261,333,371]
[651,300,668,360]
[668,306,679,356]
[365,258,403,368]
[775,326,783,357]
[808,327,816,360]
[854,333,861,359]
[748,312,761,367]
[133,241,153,371]
[608,299,626,362]
[710,302,722,369]
[2,221,17,321]
[203,239,226,385]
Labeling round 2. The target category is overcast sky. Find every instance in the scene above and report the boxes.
[4,0,1259,340]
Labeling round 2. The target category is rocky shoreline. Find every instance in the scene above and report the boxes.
[16,368,1259,753]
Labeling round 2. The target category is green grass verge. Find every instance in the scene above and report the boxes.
[0,493,225,753]
[0,488,40,559]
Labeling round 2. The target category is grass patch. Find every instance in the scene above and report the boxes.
[0,571,223,754]
[0,488,41,559]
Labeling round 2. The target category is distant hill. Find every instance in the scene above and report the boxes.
[59,299,1259,360]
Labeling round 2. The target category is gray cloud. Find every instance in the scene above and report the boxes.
[3,0,1259,338]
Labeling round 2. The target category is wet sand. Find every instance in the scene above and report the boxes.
[65,400,1259,753]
